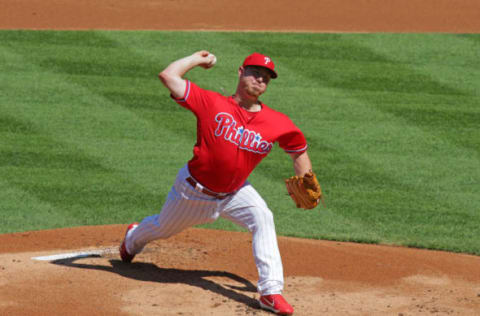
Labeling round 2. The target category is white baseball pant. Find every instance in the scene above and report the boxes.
[124,164,284,295]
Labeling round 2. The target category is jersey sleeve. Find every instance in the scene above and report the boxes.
[277,117,308,154]
[171,80,215,115]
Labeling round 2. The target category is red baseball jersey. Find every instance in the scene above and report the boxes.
[172,80,307,193]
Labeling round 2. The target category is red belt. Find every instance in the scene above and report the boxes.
[186,177,231,200]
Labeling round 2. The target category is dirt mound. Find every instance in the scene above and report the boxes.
[1,226,479,315]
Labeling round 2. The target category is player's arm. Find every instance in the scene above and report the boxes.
[158,50,216,99]
[289,151,313,176]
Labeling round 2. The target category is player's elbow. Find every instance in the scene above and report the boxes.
[158,70,172,86]
[158,70,187,99]
[159,70,184,89]
[158,70,178,90]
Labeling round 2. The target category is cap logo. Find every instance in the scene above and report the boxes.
[264,57,271,65]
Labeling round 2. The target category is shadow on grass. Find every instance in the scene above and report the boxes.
[51,255,261,311]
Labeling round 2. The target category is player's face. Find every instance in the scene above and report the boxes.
[239,66,272,98]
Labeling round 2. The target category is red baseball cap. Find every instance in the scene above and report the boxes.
[242,52,278,79]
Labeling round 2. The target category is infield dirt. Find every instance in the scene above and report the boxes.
[1,1,480,315]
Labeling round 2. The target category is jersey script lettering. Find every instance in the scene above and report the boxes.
[214,112,273,154]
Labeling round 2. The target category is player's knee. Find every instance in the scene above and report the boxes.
[263,209,274,224]
[251,207,275,231]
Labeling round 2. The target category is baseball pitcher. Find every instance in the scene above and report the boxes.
[119,51,323,315]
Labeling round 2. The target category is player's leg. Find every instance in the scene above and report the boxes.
[125,165,220,256]
[219,182,284,295]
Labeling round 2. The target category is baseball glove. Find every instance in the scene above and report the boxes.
[285,171,323,209]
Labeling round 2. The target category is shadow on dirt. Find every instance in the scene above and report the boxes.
[51,255,260,309]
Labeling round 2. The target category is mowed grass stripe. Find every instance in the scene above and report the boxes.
[352,33,480,155]
[0,121,164,230]
[0,177,80,233]
[10,31,199,144]
[1,35,187,229]
[0,31,195,160]
[356,33,480,96]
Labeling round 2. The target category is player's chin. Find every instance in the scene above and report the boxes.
[247,87,265,98]
[246,91,261,99]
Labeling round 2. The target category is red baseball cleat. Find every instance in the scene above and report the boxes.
[259,294,294,315]
[119,222,139,263]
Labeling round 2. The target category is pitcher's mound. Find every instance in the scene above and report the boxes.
[1,225,479,315]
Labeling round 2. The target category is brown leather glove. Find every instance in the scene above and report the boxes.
[285,171,323,209]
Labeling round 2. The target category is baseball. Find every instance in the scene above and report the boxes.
[208,53,217,66]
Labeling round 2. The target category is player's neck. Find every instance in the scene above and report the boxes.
[233,94,262,112]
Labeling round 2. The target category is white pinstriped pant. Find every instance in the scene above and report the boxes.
[125,164,284,295]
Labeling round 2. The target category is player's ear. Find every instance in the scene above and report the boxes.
[238,66,245,78]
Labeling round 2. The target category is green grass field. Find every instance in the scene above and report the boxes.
[1,31,479,255]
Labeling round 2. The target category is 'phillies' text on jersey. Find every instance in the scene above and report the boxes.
[214,112,273,154]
